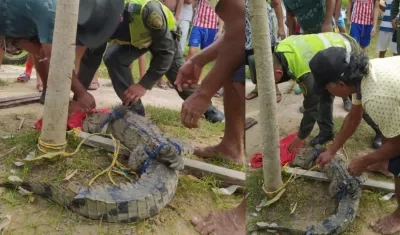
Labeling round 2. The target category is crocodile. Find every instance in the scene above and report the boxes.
[0,105,194,223]
[82,105,193,172]
[262,148,367,235]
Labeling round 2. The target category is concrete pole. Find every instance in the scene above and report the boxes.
[249,0,283,192]
[39,0,80,152]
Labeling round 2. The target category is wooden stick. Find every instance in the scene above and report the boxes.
[77,131,245,186]
[0,94,41,109]
[284,167,395,192]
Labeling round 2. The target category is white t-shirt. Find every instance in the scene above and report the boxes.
[180,3,193,22]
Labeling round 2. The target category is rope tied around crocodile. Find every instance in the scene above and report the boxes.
[100,108,182,174]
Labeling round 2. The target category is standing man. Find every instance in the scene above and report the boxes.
[177,0,194,52]
[176,0,245,233]
[75,0,224,122]
[347,0,380,50]
[187,0,224,59]
[377,0,398,58]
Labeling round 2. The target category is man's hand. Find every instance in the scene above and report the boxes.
[348,157,367,176]
[321,22,332,32]
[371,27,376,37]
[175,59,203,92]
[181,91,210,128]
[277,27,286,40]
[68,100,90,119]
[123,84,147,105]
[214,31,223,41]
[288,136,304,153]
[75,91,96,111]
[316,150,335,168]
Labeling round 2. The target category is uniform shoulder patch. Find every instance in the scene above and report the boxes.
[147,12,164,30]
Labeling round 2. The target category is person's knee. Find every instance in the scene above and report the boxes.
[103,50,117,67]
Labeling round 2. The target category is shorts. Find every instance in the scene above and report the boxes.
[376,30,398,53]
[233,63,245,83]
[388,156,400,176]
[337,15,345,28]
[188,26,218,50]
[350,23,373,48]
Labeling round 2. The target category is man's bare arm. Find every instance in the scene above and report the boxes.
[323,0,336,28]
[286,10,297,36]
[373,0,380,29]
[334,0,341,22]
[271,0,286,38]
[175,0,184,19]
[347,0,352,24]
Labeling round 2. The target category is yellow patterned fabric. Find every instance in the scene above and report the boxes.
[359,56,400,138]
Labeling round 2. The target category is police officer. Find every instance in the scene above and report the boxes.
[272,32,383,151]
[62,0,224,122]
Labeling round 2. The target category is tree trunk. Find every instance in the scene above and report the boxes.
[249,0,283,192]
[39,0,80,152]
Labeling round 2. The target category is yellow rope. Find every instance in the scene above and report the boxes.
[31,128,137,186]
[262,164,319,196]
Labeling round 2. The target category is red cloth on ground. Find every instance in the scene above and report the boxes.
[249,132,304,168]
[35,109,110,130]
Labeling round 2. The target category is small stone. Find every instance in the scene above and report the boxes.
[251,212,259,217]
[10,169,16,174]
[8,175,22,183]
[14,162,24,167]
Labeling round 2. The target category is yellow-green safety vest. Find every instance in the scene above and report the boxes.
[111,0,176,49]
[275,32,352,80]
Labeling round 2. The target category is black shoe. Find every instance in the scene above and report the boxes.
[204,105,224,123]
[310,134,334,147]
[343,98,352,112]
[39,87,46,104]
[372,133,382,149]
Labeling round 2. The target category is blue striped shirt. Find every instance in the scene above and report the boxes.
[380,0,394,32]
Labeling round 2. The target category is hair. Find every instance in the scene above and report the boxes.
[340,51,370,86]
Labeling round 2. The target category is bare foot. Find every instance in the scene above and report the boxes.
[367,162,392,177]
[194,143,244,164]
[191,206,245,235]
[371,211,400,234]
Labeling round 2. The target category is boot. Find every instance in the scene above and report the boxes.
[310,134,334,147]
[372,132,382,149]
[204,105,225,123]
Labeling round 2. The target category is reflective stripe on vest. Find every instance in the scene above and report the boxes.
[276,33,351,80]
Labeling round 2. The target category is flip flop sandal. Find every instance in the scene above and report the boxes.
[88,81,100,90]
[276,92,282,103]
[16,73,30,83]
[167,81,174,89]
[36,83,43,92]
[157,82,168,90]
[245,117,258,130]
[246,89,258,100]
